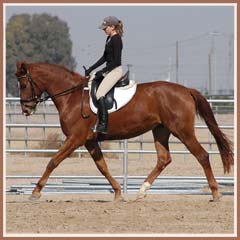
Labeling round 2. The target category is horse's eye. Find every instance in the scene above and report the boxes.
[19,82,27,90]
[18,78,28,90]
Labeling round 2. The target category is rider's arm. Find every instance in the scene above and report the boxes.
[88,54,106,72]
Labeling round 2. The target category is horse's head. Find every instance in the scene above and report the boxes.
[16,61,44,116]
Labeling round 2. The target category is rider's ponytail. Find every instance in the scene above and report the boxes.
[115,20,124,37]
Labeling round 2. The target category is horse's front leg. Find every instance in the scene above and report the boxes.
[85,140,123,201]
[30,135,82,200]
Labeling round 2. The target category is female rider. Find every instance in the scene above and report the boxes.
[85,16,124,134]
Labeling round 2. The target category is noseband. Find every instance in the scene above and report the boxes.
[17,71,43,110]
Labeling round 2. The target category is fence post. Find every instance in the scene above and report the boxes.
[139,135,143,161]
[123,139,128,193]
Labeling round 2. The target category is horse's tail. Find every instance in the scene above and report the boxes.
[189,88,234,173]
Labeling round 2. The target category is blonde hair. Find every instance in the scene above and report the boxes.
[115,20,124,37]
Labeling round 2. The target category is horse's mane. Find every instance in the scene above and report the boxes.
[19,62,85,83]
[38,62,85,80]
[39,62,76,75]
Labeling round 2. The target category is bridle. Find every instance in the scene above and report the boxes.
[17,70,90,118]
[17,71,44,110]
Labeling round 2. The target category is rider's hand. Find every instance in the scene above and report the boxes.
[96,70,104,78]
[85,68,92,77]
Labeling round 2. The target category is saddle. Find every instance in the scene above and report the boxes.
[91,71,130,109]
[89,71,137,114]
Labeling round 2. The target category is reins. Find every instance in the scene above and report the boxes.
[40,84,83,102]
[42,84,90,119]
[18,70,90,119]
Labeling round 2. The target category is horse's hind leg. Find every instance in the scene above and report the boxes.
[137,125,171,199]
[85,140,123,201]
[179,133,221,201]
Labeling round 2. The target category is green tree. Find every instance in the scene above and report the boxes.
[6,13,77,96]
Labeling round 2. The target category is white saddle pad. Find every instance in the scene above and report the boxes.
[89,80,137,114]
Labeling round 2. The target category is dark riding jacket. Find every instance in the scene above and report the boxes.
[89,34,123,74]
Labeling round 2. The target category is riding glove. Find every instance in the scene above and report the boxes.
[85,67,93,76]
[96,70,104,78]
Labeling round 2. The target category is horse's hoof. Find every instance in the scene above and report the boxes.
[114,196,125,202]
[210,193,222,202]
[29,192,41,201]
[209,197,221,202]
[135,193,146,201]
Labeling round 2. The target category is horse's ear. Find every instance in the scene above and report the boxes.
[16,61,28,77]
[16,61,27,72]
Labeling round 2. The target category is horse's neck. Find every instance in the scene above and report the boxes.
[41,67,77,110]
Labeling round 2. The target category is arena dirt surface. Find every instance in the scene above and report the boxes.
[6,194,234,235]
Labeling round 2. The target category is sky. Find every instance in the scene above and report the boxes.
[4,4,235,94]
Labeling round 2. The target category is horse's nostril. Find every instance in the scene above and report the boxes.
[23,112,29,116]
[22,108,31,116]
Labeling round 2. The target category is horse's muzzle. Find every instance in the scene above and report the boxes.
[21,104,37,116]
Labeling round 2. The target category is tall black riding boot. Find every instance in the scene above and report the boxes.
[95,97,108,134]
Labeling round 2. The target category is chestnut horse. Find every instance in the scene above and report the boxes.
[16,61,233,201]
